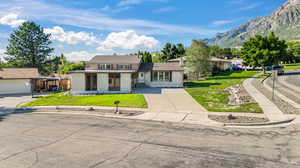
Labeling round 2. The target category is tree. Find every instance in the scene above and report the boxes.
[287,41,300,63]
[231,48,242,58]
[140,51,153,63]
[222,48,233,58]
[241,32,287,72]
[160,43,173,61]
[176,43,186,57]
[61,62,85,74]
[209,45,222,57]
[185,40,212,78]
[5,21,54,74]
[160,43,186,62]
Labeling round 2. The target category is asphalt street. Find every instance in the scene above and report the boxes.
[1,113,300,168]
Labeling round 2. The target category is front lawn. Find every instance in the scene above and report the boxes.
[185,71,263,113]
[22,93,148,108]
[284,63,300,70]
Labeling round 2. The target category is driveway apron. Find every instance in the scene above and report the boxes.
[144,88,207,113]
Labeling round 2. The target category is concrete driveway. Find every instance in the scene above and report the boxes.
[0,94,33,109]
[143,88,207,113]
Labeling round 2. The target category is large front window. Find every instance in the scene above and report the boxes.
[99,64,112,70]
[152,71,171,82]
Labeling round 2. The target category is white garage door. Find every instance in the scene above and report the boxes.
[0,79,32,95]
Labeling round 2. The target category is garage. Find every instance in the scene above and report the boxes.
[0,68,40,95]
[0,79,32,94]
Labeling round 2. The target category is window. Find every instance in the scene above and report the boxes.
[159,72,164,81]
[117,64,131,70]
[99,64,112,70]
[152,71,171,82]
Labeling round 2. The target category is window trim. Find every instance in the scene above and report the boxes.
[151,71,172,82]
[117,64,132,70]
[98,64,113,70]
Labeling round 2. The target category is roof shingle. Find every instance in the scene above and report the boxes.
[88,55,141,64]
[139,63,184,72]
[0,68,40,79]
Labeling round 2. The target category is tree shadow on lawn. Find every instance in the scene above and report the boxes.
[185,82,222,88]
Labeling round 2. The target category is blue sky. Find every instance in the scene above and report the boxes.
[0,0,287,61]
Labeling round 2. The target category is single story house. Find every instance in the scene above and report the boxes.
[70,55,184,93]
[0,68,40,95]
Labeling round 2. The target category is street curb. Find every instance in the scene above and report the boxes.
[20,106,147,115]
[223,118,296,127]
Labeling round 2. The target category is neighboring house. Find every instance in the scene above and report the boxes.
[209,57,232,70]
[168,57,234,71]
[70,55,184,93]
[0,68,40,95]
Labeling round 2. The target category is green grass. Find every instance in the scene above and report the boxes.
[283,63,300,70]
[185,71,263,113]
[22,92,148,108]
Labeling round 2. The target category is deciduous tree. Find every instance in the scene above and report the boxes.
[185,40,212,78]
[241,32,287,72]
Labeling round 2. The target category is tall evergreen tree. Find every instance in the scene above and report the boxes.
[176,43,186,58]
[140,51,153,63]
[5,21,54,74]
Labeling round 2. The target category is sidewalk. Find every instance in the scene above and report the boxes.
[243,75,288,121]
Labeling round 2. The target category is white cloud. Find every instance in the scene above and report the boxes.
[64,51,95,61]
[101,30,160,50]
[44,26,100,45]
[0,13,25,28]
[0,49,7,61]
[64,50,119,61]
[118,0,167,7]
[0,0,223,37]
[96,46,115,53]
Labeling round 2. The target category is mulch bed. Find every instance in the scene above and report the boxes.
[209,115,269,124]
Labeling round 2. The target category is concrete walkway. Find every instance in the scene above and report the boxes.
[0,94,32,108]
[243,76,288,121]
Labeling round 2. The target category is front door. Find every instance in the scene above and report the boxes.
[109,73,120,91]
[85,73,97,91]
[138,72,145,83]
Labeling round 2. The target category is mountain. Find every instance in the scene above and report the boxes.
[206,0,300,48]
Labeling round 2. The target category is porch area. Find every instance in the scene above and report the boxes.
[71,72,138,94]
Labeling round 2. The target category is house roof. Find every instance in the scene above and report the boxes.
[0,68,40,79]
[168,57,233,63]
[167,57,186,63]
[88,55,141,64]
[209,57,232,63]
[139,63,184,72]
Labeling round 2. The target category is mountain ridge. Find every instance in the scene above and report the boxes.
[206,0,300,47]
